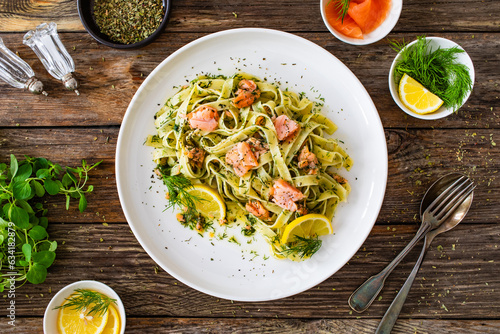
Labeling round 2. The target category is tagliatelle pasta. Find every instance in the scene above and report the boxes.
[146,72,353,261]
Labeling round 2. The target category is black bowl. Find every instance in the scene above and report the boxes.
[77,0,171,49]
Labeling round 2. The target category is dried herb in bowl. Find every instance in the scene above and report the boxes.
[93,0,165,45]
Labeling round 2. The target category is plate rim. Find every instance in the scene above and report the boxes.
[116,28,388,301]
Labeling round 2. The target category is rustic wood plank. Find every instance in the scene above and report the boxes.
[0,0,499,33]
[2,317,499,333]
[0,127,497,224]
[5,224,499,319]
[0,32,497,129]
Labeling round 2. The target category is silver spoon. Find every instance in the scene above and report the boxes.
[375,173,474,333]
[349,174,471,313]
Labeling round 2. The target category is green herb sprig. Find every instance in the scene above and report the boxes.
[54,289,116,317]
[391,36,473,111]
[155,165,205,230]
[0,155,100,290]
[280,235,323,259]
[329,0,351,23]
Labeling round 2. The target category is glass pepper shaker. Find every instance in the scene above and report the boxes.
[0,37,47,95]
[23,22,79,95]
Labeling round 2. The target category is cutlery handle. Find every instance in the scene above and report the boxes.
[348,221,431,313]
[375,236,432,334]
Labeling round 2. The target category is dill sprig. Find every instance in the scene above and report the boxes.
[329,0,351,23]
[280,235,322,259]
[54,289,116,317]
[156,165,206,229]
[391,36,473,112]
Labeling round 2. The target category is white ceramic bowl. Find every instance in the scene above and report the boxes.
[43,280,126,334]
[320,0,402,45]
[389,36,475,120]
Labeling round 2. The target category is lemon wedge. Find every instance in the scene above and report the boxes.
[398,73,444,114]
[101,304,121,334]
[281,214,332,244]
[57,297,109,334]
[186,184,226,221]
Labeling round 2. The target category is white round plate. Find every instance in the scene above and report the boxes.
[320,0,402,45]
[116,28,388,302]
[43,280,126,334]
[389,36,475,120]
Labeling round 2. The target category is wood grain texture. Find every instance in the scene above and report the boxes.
[0,127,497,224]
[0,32,498,129]
[0,0,499,33]
[1,224,498,319]
[1,317,499,334]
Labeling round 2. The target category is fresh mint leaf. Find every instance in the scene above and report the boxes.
[26,263,47,284]
[10,205,29,229]
[14,164,32,182]
[33,180,45,197]
[44,178,60,195]
[32,251,56,268]
[29,225,47,240]
[78,194,87,213]
[13,180,32,200]
[22,243,32,262]
[9,154,18,179]
[36,168,51,179]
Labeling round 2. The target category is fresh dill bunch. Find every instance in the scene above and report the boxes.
[54,289,116,317]
[391,36,473,112]
[281,235,323,259]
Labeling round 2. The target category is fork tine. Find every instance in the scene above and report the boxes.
[426,175,467,213]
[431,177,471,215]
[436,183,476,222]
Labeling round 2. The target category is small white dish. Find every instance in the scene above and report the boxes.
[389,36,475,120]
[320,0,402,45]
[43,280,126,334]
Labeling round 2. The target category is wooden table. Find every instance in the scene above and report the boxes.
[0,0,498,333]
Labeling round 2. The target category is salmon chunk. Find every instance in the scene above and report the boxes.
[298,146,318,174]
[233,79,261,109]
[269,179,305,212]
[187,105,219,132]
[273,115,300,141]
[225,142,259,177]
[246,199,271,220]
[185,146,205,170]
[246,137,269,160]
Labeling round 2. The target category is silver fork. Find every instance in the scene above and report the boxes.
[349,176,474,313]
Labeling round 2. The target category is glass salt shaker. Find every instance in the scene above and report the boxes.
[23,22,79,95]
[0,37,47,95]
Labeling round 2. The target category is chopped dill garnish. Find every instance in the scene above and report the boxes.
[391,36,473,111]
[280,236,322,259]
[328,0,350,23]
[54,289,116,317]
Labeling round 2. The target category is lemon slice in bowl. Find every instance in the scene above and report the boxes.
[186,184,226,221]
[399,73,444,114]
[101,304,121,334]
[57,297,109,334]
[281,214,332,244]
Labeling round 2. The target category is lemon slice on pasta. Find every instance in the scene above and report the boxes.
[281,214,332,244]
[187,185,226,221]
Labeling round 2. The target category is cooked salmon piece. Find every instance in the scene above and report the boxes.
[187,105,219,132]
[246,137,269,160]
[246,199,271,220]
[273,115,300,141]
[269,179,305,212]
[298,146,318,175]
[233,79,261,108]
[225,142,259,177]
[185,146,205,170]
